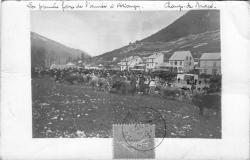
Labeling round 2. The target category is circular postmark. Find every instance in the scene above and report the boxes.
[121,107,166,151]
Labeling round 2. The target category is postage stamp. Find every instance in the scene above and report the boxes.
[113,124,155,159]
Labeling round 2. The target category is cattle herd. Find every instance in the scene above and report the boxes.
[32,67,221,115]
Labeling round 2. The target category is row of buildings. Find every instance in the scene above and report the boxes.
[118,51,221,75]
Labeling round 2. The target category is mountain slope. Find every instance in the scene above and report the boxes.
[94,10,220,64]
[142,10,220,42]
[31,32,90,68]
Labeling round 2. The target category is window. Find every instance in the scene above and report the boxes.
[186,56,188,60]
[204,69,207,74]
[174,61,177,65]
[213,62,216,67]
[170,61,173,65]
[180,61,182,65]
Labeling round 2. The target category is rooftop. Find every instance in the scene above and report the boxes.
[200,53,221,60]
[146,52,163,59]
[169,51,192,60]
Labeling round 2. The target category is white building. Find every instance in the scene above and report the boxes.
[168,51,194,73]
[118,56,142,71]
[145,53,164,71]
[131,63,146,71]
[199,53,221,75]
[50,62,77,70]
[112,57,117,62]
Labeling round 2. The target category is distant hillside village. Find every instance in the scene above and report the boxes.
[33,10,221,78]
[47,38,221,77]
[50,50,221,77]
[116,51,221,76]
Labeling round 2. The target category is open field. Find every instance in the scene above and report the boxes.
[32,77,221,138]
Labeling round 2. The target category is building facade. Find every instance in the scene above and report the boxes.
[168,51,194,73]
[118,56,142,71]
[199,53,221,75]
[145,53,164,71]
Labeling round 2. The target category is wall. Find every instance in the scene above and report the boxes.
[200,60,221,75]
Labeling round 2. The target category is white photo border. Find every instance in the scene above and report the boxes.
[1,1,250,160]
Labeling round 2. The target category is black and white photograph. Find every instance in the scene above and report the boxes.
[1,1,250,159]
[31,10,222,139]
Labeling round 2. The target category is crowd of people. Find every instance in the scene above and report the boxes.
[32,67,222,115]
[32,67,221,100]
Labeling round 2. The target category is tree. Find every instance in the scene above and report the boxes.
[81,53,85,61]
[77,56,80,61]
[208,74,221,93]
[31,46,46,68]
[66,57,72,63]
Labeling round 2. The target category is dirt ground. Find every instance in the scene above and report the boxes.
[32,77,221,138]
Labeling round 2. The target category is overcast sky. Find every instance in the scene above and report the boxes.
[31,11,186,56]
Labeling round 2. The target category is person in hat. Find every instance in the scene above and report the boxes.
[149,78,156,95]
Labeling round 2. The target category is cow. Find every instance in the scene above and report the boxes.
[98,77,110,92]
[89,74,99,90]
[64,72,79,84]
[160,87,184,100]
[192,92,221,115]
[110,78,133,95]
